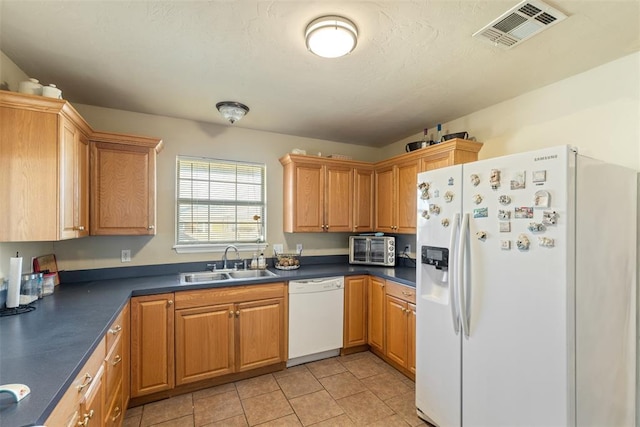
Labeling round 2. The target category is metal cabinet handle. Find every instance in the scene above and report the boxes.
[108,325,122,335]
[76,373,93,392]
[111,354,122,366]
[167,300,174,306]
[401,291,413,297]
[111,406,122,421]
[78,409,95,426]
[74,226,85,231]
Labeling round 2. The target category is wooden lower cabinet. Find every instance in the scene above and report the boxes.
[236,298,286,371]
[131,294,175,397]
[175,303,235,385]
[367,277,386,352]
[172,284,286,387]
[78,364,105,427]
[344,276,368,348]
[384,281,416,375]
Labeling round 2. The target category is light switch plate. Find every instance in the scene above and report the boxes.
[296,244,303,254]
[273,244,284,255]
[121,249,131,262]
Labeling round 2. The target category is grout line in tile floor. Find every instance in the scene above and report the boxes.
[123,351,427,426]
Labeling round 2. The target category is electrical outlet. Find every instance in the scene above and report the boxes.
[273,244,284,255]
[404,244,411,253]
[296,243,303,254]
[121,249,131,263]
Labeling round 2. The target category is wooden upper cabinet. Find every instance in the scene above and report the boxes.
[353,167,374,233]
[375,139,483,234]
[0,91,91,241]
[280,154,371,233]
[90,131,163,235]
[375,159,419,234]
[324,164,353,232]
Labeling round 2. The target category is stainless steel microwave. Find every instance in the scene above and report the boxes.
[349,236,396,266]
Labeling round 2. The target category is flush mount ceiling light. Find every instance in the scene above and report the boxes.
[216,101,250,124]
[305,15,358,58]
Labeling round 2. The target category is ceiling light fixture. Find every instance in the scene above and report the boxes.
[305,15,358,58]
[216,101,250,124]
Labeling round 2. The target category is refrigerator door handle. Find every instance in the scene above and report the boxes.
[458,213,470,337]
[449,213,460,334]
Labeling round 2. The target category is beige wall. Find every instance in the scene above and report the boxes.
[383,52,640,172]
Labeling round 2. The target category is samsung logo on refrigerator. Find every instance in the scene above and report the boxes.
[534,154,558,161]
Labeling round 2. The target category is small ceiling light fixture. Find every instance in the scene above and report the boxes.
[305,15,358,58]
[216,101,250,124]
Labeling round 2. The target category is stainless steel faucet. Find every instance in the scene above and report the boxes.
[222,245,240,270]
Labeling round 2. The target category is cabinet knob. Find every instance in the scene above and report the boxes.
[354,225,358,229]
[235,310,240,317]
[229,310,234,317]
[108,325,122,335]
[148,225,155,230]
[167,300,174,306]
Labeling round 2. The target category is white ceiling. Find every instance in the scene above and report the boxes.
[1,1,639,147]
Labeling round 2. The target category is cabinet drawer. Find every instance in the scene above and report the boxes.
[385,281,416,304]
[106,307,126,351]
[45,337,105,426]
[105,334,124,398]
[175,283,286,309]
[105,380,124,427]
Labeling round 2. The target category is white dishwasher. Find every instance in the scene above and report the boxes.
[288,276,344,367]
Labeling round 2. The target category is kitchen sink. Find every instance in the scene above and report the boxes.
[179,269,278,285]
[227,269,278,279]
[180,271,231,284]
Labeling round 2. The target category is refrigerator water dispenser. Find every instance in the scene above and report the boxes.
[420,246,450,304]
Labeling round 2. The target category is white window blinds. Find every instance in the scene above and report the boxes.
[176,157,266,245]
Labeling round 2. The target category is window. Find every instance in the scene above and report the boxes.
[175,156,266,251]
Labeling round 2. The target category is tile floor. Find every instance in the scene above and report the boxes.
[123,351,427,426]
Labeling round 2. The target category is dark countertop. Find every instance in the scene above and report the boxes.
[0,262,415,427]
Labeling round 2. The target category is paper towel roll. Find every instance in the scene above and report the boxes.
[7,257,22,308]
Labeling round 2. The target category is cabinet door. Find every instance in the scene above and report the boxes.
[60,117,89,239]
[175,304,235,385]
[325,165,353,232]
[385,295,408,368]
[420,155,451,172]
[131,294,174,397]
[236,298,285,371]
[395,159,418,234]
[344,276,368,348]
[374,165,395,233]
[291,162,324,232]
[91,142,156,235]
[353,167,374,232]
[0,106,58,241]
[408,302,416,375]
[368,277,386,352]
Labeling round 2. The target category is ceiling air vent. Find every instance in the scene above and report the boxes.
[473,0,567,49]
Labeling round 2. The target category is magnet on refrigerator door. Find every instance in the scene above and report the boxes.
[473,194,483,204]
[441,218,450,227]
[476,231,487,240]
[516,234,531,250]
[542,210,559,225]
[514,207,534,219]
[473,207,488,218]
[500,240,511,250]
[444,191,454,203]
[490,169,501,189]
[421,210,430,220]
[499,222,511,232]
[498,210,511,220]
[498,195,511,205]
[470,174,480,186]
[527,222,546,233]
[429,204,441,215]
[538,237,555,247]
[534,190,550,208]
[418,182,431,200]
[532,170,547,183]
[510,171,526,190]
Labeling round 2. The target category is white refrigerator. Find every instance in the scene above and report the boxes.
[415,145,636,426]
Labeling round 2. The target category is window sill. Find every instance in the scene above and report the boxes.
[173,243,269,254]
